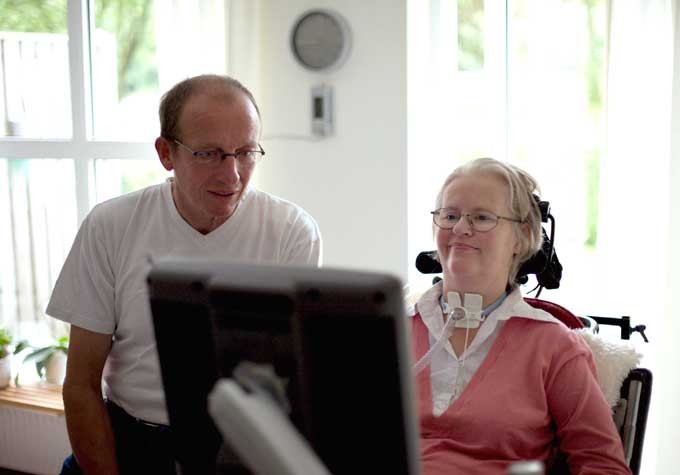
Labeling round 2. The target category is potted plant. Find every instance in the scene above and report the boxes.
[0,327,29,389]
[23,335,69,385]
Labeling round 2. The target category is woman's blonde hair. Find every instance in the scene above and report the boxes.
[434,157,543,287]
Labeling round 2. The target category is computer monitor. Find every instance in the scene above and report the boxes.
[148,257,419,475]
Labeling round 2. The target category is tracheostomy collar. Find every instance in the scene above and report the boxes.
[440,291,507,329]
[413,290,508,375]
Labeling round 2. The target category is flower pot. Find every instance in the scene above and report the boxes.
[45,351,67,385]
[0,356,11,389]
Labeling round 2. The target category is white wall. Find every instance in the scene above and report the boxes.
[252,0,408,281]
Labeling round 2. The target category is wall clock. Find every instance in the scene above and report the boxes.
[290,9,352,72]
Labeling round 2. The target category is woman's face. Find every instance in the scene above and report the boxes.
[435,171,521,300]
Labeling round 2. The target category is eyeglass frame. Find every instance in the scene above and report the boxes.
[170,138,265,165]
[430,207,523,232]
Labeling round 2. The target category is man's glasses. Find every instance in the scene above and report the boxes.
[431,208,523,232]
[173,139,265,166]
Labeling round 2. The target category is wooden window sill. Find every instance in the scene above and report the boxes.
[0,382,64,415]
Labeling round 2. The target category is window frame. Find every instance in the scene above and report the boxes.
[0,0,154,225]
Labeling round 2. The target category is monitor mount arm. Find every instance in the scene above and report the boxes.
[207,362,333,475]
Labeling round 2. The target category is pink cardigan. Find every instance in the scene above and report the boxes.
[412,313,631,475]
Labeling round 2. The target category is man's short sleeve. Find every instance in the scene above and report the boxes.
[283,210,322,267]
[46,210,117,334]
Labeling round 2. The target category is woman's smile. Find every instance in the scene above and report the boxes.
[450,242,478,252]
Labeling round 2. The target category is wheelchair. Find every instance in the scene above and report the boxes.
[525,298,652,475]
[415,201,651,475]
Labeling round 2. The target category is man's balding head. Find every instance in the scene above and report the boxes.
[158,74,260,141]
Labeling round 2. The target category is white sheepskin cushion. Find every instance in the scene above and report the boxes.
[573,329,641,407]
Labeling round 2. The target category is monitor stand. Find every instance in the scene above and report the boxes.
[207,363,332,475]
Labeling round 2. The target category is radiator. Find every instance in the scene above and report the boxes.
[0,405,71,475]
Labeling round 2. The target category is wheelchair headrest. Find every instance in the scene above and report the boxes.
[416,196,563,291]
[524,297,582,329]
[415,240,562,289]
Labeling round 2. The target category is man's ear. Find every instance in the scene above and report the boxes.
[155,137,174,171]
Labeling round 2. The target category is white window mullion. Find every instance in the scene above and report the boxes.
[503,0,510,160]
[0,140,152,159]
[68,0,94,224]
[484,0,508,161]
[68,0,93,143]
[0,160,16,328]
[7,161,31,326]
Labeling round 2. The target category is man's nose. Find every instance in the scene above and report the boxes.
[217,156,240,184]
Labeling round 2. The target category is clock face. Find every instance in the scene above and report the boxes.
[291,10,351,71]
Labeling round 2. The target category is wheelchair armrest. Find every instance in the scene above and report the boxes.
[618,368,652,475]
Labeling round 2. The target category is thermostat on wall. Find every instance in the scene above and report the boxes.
[311,85,333,137]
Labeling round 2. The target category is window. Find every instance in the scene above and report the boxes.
[0,0,226,342]
[506,0,608,313]
[408,3,671,473]
[408,0,609,313]
[0,158,76,342]
[409,0,668,340]
[0,1,71,139]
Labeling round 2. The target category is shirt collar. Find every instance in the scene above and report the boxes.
[415,282,562,338]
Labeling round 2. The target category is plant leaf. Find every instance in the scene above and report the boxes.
[0,328,11,346]
[23,347,55,365]
[36,360,45,378]
[14,340,29,354]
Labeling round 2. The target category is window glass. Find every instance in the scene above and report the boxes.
[506,0,606,311]
[94,158,171,204]
[0,158,76,340]
[407,0,505,293]
[91,0,227,141]
[408,0,607,305]
[0,1,231,360]
[450,0,505,163]
[458,0,484,71]
[0,0,71,139]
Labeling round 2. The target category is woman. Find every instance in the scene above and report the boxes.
[410,158,630,475]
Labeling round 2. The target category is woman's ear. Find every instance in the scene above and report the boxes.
[515,222,532,254]
[155,137,174,171]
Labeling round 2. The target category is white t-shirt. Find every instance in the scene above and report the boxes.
[46,179,321,423]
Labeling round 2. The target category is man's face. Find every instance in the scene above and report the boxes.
[156,91,261,234]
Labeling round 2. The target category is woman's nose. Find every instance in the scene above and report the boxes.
[451,215,473,235]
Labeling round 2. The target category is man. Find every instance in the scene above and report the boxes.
[47,74,322,474]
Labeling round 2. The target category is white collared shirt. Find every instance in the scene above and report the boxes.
[414,282,560,416]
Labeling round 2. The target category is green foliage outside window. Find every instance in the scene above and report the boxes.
[121,168,166,194]
[0,0,157,100]
[0,0,67,33]
[456,0,605,248]
[458,0,485,71]
[582,0,605,248]
[94,0,158,99]
[585,150,600,249]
